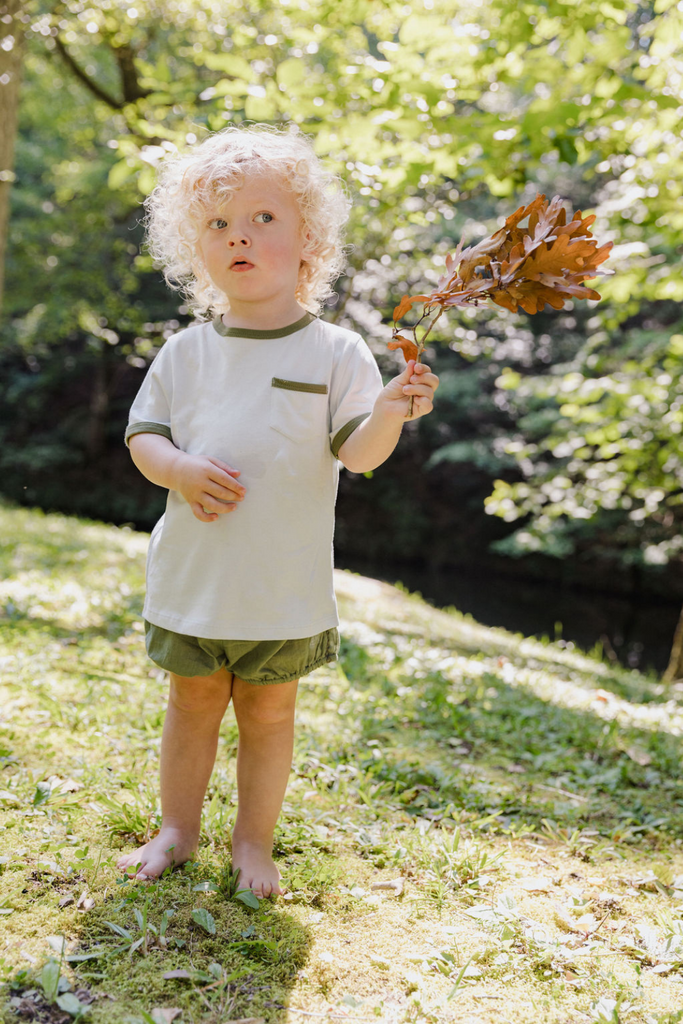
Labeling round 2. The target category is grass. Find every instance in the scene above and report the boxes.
[2,499,683,1022]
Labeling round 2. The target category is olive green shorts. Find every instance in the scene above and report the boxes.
[144,620,339,685]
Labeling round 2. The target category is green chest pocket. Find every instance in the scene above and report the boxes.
[269,378,329,444]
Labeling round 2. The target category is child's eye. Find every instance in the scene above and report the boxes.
[254,212,273,223]
[208,217,228,230]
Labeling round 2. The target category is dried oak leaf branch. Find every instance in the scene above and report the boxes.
[389,194,614,375]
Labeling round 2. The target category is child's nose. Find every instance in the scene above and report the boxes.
[227,227,250,247]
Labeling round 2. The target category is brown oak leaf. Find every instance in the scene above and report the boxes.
[393,294,429,321]
[389,193,613,366]
[388,334,419,363]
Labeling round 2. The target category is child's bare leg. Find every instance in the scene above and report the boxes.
[117,668,232,879]
[230,677,298,897]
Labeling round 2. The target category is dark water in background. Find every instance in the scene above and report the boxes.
[337,556,681,675]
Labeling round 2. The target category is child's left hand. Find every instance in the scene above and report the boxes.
[381,360,440,420]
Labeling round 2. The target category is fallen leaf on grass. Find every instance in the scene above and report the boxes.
[630,868,683,897]
[57,992,91,1016]
[151,1009,182,1024]
[371,878,404,896]
[59,895,74,908]
[616,922,683,971]
[624,746,652,766]
[447,738,473,754]
[9,996,41,1017]
[222,1018,264,1024]
[338,884,366,898]
[573,913,600,933]
[163,970,193,980]
[51,775,83,793]
[517,877,554,893]
[77,891,95,912]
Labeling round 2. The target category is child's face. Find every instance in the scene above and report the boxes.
[198,174,308,316]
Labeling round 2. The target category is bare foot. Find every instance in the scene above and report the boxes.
[231,837,282,898]
[116,826,197,880]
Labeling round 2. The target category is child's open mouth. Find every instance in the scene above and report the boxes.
[230,258,254,272]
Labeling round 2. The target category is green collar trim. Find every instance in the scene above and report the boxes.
[212,311,316,339]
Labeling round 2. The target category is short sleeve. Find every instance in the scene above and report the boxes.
[124,342,174,448]
[329,336,383,458]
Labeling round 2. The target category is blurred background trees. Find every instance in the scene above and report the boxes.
[2,0,682,671]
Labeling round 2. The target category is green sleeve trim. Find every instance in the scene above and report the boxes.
[331,412,370,459]
[124,421,173,448]
[272,377,328,395]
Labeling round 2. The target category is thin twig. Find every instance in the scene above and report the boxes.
[407,308,443,417]
[580,910,612,941]
[535,783,588,802]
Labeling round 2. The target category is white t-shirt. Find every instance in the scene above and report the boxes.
[125,312,384,640]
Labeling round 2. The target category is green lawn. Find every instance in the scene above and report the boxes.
[2,500,683,1023]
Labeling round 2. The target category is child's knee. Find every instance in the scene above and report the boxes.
[169,671,231,715]
[232,679,298,727]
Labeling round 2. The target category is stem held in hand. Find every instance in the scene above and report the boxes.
[407,308,442,418]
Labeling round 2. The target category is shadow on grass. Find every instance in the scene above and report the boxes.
[6,862,311,1024]
[56,870,312,1023]
[336,637,683,843]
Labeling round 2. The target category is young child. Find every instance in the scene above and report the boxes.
[119,124,439,897]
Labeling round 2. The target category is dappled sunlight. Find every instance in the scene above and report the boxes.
[3,507,683,1023]
[0,503,146,634]
[335,569,622,681]
[340,615,683,740]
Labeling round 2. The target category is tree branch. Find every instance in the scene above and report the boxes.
[54,35,124,109]
[113,43,152,104]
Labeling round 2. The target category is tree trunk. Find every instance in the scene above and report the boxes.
[663,601,683,683]
[0,0,24,318]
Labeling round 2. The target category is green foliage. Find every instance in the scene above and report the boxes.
[485,312,683,565]
[4,0,683,593]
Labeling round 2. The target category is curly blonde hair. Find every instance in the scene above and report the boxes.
[143,123,351,317]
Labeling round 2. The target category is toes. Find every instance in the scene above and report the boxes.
[129,864,157,882]
[117,850,145,870]
[122,860,145,877]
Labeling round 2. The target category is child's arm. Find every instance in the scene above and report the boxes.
[128,433,245,523]
[338,360,438,473]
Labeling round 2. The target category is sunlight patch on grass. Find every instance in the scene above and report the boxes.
[2,503,683,1022]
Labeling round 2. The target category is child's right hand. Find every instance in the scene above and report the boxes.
[174,452,246,523]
